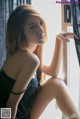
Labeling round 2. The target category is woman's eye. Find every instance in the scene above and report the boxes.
[30,25,36,29]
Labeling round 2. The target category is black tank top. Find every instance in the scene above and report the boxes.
[0,68,40,118]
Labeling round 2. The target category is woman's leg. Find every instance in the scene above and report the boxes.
[30,78,80,119]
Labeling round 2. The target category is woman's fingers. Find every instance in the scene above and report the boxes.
[74,34,79,39]
[57,32,79,42]
[65,33,78,39]
[66,33,79,39]
[64,32,79,39]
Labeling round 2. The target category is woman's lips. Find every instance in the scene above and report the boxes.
[38,35,44,40]
[38,36,45,44]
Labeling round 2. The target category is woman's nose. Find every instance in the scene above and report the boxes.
[38,25,45,36]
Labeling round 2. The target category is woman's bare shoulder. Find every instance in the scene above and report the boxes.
[10,50,39,68]
[9,50,40,66]
[2,50,39,80]
[25,51,40,62]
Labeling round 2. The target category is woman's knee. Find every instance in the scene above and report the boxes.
[47,77,66,95]
[40,77,67,99]
[48,77,64,87]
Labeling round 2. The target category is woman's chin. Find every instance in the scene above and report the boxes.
[38,39,45,45]
[38,41,45,45]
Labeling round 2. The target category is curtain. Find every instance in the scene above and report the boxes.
[0,0,31,69]
[70,0,80,65]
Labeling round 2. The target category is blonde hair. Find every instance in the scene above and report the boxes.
[6,4,48,81]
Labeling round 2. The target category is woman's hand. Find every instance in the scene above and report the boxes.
[56,32,79,42]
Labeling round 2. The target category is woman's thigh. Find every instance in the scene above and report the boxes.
[30,77,63,119]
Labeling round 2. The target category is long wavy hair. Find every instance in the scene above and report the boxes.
[6,4,48,82]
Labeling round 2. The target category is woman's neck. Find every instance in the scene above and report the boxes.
[19,43,37,53]
[20,44,37,53]
[27,44,37,53]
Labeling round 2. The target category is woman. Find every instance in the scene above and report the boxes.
[0,4,80,119]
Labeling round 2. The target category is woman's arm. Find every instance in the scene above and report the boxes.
[6,53,40,119]
[42,32,78,78]
[42,37,62,77]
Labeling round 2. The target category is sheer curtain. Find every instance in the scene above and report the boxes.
[0,0,31,69]
[70,0,80,65]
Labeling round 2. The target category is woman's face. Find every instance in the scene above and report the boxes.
[23,15,45,46]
